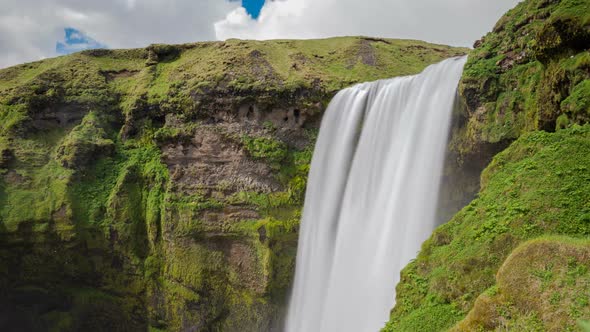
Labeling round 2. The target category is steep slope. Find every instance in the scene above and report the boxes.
[386,124,590,331]
[454,236,590,331]
[0,37,465,331]
[438,0,590,221]
[388,2,590,328]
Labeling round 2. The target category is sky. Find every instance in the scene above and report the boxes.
[0,0,520,69]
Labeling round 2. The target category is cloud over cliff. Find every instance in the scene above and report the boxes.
[0,0,519,69]
[215,0,519,47]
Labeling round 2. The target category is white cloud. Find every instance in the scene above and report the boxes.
[0,0,239,68]
[215,0,521,47]
[60,8,90,22]
[0,0,523,69]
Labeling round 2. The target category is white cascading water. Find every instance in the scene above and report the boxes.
[285,56,467,332]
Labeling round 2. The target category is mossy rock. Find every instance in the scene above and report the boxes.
[453,237,590,331]
[454,0,590,159]
[0,36,467,330]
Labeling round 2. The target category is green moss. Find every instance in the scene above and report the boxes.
[68,149,125,225]
[164,243,226,290]
[562,79,590,116]
[0,36,468,331]
[453,237,590,331]
[0,158,72,234]
[556,113,571,130]
[384,304,463,332]
[388,125,590,331]
[153,121,199,144]
[57,112,115,169]
[226,215,299,305]
[242,135,288,168]
[226,190,292,214]
[106,143,168,254]
[456,0,590,157]
[168,192,224,212]
[280,138,314,204]
[0,37,465,129]
[0,104,28,136]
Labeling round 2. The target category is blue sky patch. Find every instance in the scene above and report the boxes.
[56,27,107,55]
[242,0,265,19]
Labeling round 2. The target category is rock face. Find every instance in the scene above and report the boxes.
[438,0,590,224]
[0,37,465,331]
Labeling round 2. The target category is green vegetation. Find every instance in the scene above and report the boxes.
[453,0,590,158]
[0,36,466,124]
[5,3,588,329]
[242,135,289,168]
[453,236,590,331]
[56,111,115,170]
[386,125,590,331]
[0,37,463,330]
[420,3,590,328]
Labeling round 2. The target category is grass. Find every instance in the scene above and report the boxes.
[0,37,466,122]
[453,236,590,331]
[386,125,590,331]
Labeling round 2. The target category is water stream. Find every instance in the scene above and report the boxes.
[286,56,467,332]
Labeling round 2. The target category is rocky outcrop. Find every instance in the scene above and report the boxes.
[438,0,590,223]
[0,37,464,331]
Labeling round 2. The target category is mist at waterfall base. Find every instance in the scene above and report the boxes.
[285,56,467,332]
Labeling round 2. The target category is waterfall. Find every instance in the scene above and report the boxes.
[285,56,467,332]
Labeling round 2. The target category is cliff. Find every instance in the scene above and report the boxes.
[387,125,590,331]
[2,0,589,329]
[0,37,465,331]
[387,0,590,330]
[439,0,590,221]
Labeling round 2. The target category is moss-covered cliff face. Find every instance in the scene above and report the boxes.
[0,37,465,331]
[388,0,590,328]
[386,125,590,331]
[456,0,589,154]
[438,0,590,222]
